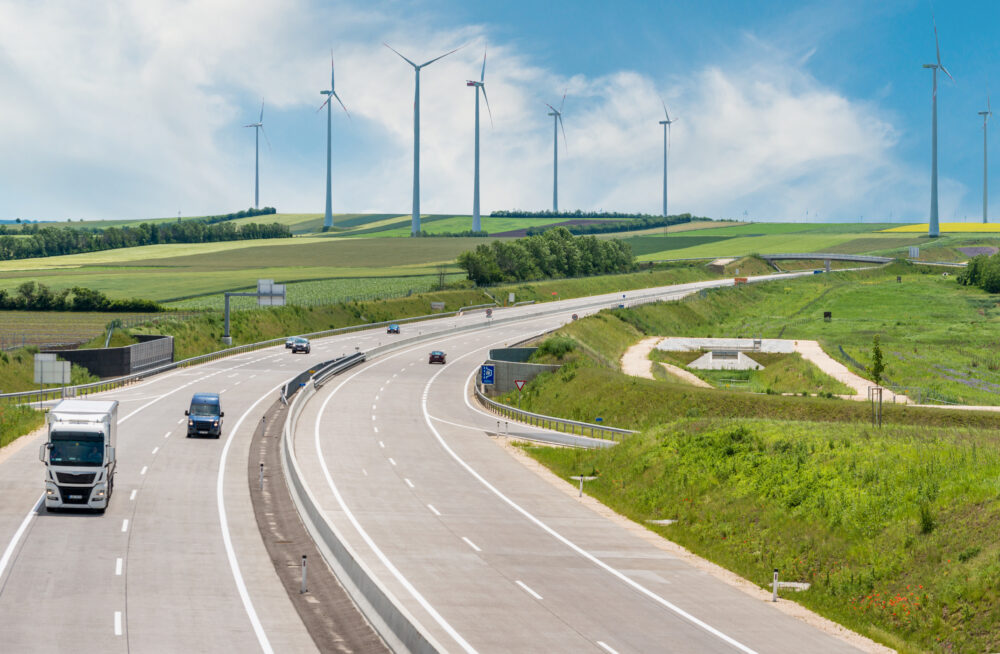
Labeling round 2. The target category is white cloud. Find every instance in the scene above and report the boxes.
[0,0,948,221]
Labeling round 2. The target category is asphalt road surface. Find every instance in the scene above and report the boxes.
[0,272,860,653]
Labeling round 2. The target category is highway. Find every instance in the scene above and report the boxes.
[0,272,864,653]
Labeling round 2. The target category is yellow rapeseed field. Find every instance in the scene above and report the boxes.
[881,222,1000,233]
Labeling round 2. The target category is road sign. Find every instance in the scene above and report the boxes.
[514,379,527,391]
[34,354,70,385]
[485,308,493,318]
[481,365,495,385]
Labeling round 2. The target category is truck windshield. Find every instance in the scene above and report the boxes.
[189,403,218,416]
[49,432,104,467]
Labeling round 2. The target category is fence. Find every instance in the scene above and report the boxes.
[837,345,960,405]
[473,384,635,442]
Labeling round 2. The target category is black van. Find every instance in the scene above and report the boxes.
[185,393,224,438]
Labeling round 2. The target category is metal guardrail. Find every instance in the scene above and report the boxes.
[473,384,635,442]
[0,304,497,405]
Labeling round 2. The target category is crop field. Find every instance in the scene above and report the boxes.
[0,237,479,301]
[165,273,467,310]
[0,311,170,349]
[883,222,1000,233]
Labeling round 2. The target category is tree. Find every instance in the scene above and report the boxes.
[869,334,885,386]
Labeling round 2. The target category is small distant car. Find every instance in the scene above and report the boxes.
[387,324,401,334]
[429,350,446,364]
[285,337,297,349]
[290,337,311,354]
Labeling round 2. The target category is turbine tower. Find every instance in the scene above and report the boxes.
[545,93,567,213]
[385,43,460,236]
[923,20,953,237]
[658,100,677,218]
[979,95,992,223]
[243,99,269,209]
[467,46,493,233]
[318,53,350,230]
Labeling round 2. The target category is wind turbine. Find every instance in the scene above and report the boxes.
[923,20,953,237]
[545,93,567,213]
[467,46,493,233]
[658,99,677,218]
[979,94,992,223]
[318,52,350,230]
[243,99,270,210]
[385,42,460,236]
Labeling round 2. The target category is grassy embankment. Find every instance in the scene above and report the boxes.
[0,404,44,448]
[507,269,1000,651]
[650,350,855,396]
[616,263,1000,405]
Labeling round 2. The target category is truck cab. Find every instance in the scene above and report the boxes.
[186,393,223,438]
[39,399,118,512]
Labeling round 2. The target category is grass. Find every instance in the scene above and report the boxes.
[590,263,1000,406]
[0,347,99,394]
[522,419,1000,653]
[650,351,856,396]
[0,404,44,448]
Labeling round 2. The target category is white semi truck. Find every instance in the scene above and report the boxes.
[39,399,118,511]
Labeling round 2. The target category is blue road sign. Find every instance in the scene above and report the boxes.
[481,364,495,385]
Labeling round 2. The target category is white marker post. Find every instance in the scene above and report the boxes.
[772,569,779,602]
[570,475,598,498]
[300,555,307,594]
[259,463,264,491]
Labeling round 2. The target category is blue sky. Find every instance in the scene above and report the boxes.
[0,0,997,222]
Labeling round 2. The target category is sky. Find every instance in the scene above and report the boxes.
[0,0,998,223]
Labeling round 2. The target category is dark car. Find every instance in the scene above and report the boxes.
[387,324,400,334]
[429,350,446,364]
[290,337,311,354]
[186,393,223,438]
[285,337,297,349]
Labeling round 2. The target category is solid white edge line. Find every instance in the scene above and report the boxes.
[114,610,122,636]
[216,381,284,654]
[116,558,123,576]
[423,348,759,654]
[515,580,542,600]
[596,640,619,654]
[461,537,480,552]
[0,494,42,582]
[314,350,478,654]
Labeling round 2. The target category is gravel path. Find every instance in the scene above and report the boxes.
[619,337,714,387]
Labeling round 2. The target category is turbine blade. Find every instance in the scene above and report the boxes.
[330,50,335,90]
[933,18,941,67]
[384,42,418,68]
[260,125,272,152]
[940,64,954,83]
[317,96,330,113]
[331,91,351,120]
[558,113,567,151]
[481,85,493,128]
[545,103,558,114]
[259,98,265,123]
[559,91,566,113]
[420,45,462,68]
[480,44,487,82]
[660,96,670,121]
[243,123,256,128]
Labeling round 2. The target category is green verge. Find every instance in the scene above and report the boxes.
[523,420,1000,653]
[0,404,44,448]
[0,348,99,395]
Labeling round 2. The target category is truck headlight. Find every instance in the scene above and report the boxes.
[46,488,56,497]
[188,420,194,426]
[213,421,219,427]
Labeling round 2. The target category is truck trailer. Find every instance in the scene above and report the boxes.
[39,399,118,511]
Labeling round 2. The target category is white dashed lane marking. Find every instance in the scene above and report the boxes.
[462,537,481,552]
[516,580,542,600]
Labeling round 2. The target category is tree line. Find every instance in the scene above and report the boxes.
[0,281,161,312]
[957,253,1000,292]
[524,213,696,236]
[0,220,290,261]
[456,227,635,285]
[490,209,711,220]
